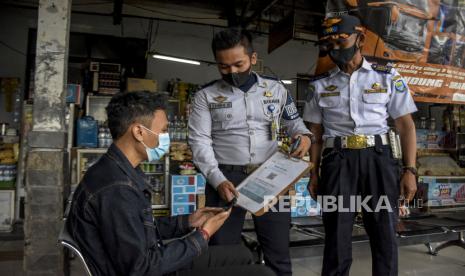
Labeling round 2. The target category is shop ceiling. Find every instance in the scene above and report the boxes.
[2,0,325,45]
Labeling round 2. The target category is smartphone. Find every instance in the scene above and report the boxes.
[223,197,237,211]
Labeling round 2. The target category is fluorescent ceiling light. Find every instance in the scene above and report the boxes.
[152,54,201,65]
[282,80,293,84]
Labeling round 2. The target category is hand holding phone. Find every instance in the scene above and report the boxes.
[223,197,237,211]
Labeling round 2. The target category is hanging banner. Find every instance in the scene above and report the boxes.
[319,0,465,104]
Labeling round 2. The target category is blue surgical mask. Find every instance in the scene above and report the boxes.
[140,126,170,161]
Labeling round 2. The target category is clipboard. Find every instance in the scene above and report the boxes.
[235,151,313,216]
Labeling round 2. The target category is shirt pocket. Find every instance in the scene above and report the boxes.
[318,95,341,108]
[317,95,342,123]
[211,108,233,129]
[362,93,389,121]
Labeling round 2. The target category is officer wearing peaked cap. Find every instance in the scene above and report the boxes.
[303,14,418,276]
[188,28,312,276]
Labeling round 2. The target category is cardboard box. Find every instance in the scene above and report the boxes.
[196,174,206,194]
[197,194,206,209]
[171,174,205,216]
[291,177,320,217]
[294,178,310,196]
[291,195,321,217]
[172,204,196,216]
[416,129,447,149]
[127,78,157,92]
[418,176,465,207]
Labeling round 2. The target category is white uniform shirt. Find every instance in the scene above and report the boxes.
[189,72,310,188]
[303,59,417,139]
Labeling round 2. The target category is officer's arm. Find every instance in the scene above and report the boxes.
[394,114,416,168]
[302,85,323,175]
[306,122,323,176]
[280,86,312,137]
[387,73,417,169]
[188,90,227,189]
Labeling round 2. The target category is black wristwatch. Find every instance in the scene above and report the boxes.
[402,166,418,176]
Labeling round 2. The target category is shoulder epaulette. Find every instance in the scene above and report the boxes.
[371,64,392,74]
[259,74,279,81]
[308,72,330,82]
[200,79,219,90]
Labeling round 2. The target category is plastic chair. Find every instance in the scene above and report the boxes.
[58,191,93,276]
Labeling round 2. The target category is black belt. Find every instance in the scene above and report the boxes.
[219,164,261,174]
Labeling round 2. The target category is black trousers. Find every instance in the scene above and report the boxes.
[177,244,276,276]
[320,145,401,276]
[205,169,292,276]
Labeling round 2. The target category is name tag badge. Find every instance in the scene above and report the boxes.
[262,99,280,105]
[320,92,340,98]
[209,102,232,109]
[364,88,387,94]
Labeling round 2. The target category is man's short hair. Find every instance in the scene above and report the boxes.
[106,91,166,140]
[211,28,254,57]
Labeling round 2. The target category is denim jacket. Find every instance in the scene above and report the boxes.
[67,144,207,275]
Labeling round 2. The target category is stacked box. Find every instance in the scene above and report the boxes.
[418,176,465,207]
[416,129,447,149]
[171,175,197,216]
[196,174,206,194]
[291,178,321,217]
[171,174,207,216]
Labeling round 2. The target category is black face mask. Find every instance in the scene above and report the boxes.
[329,37,360,66]
[221,66,252,87]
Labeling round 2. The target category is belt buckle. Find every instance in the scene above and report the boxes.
[344,135,367,149]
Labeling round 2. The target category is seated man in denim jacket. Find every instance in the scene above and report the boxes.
[67,91,274,276]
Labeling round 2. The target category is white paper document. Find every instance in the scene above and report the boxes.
[236,151,311,215]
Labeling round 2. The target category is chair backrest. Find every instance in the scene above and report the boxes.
[58,191,93,276]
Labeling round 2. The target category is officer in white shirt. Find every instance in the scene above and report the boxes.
[303,15,418,276]
[189,28,312,276]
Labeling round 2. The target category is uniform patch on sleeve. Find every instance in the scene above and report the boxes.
[282,94,300,120]
[394,79,407,93]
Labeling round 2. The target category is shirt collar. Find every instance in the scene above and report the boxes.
[256,72,268,88]
[107,144,152,193]
[330,57,371,77]
[361,58,372,71]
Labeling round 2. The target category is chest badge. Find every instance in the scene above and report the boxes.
[372,82,381,90]
[264,91,273,97]
[214,96,228,103]
[325,85,338,91]
[268,105,276,112]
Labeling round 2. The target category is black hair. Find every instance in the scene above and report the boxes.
[106,91,166,140]
[211,28,254,57]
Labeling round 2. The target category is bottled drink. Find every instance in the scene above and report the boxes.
[98,125,106,148]
[419,117,427,129]
[180,116,187,141]
[429,118,436,131]
[167,115,172,140]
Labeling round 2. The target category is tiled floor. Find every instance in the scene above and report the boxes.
[292,242,465,276]
[1,240,464,275]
